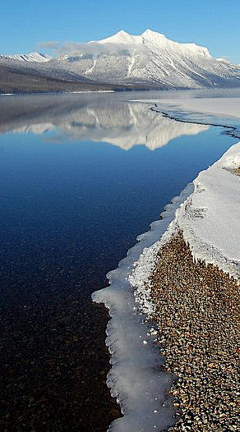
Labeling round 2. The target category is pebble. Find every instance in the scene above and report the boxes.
[148,232,240,431]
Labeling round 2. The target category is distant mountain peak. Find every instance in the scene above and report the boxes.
[0,52,52,62]
[141,29,167,40]
[99,29,168,46]
[97,29,211,59]
[116,30,130,37]
[98,30,140,45]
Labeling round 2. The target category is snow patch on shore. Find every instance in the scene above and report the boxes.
[92,184,193,432]
[130,141,240,311]
[128,96,240,285]
[177,141,240,280]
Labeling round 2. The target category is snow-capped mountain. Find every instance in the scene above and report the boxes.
[1,30,240,90]
[0,52,51,62]
[53,29,240,88]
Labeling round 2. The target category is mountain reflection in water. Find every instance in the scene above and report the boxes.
[0,93,209,149]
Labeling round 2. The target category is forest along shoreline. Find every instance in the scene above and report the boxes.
[130,136,240,431]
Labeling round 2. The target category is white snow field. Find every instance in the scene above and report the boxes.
[176,141,240,279]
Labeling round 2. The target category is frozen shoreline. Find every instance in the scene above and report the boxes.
[130,95,240,120]
[92,184,194,431]
[153,97,240,120]
[130,94,240,140]
[131,141,240,287]
[130,96,240,284]
[130,139,240,315]
[93,98,240,431]
[129,149,240,428]
[128,99,240,429]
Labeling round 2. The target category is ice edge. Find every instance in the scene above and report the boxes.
[92,183,193,432]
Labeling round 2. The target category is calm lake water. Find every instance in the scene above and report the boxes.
[0,92,237,431]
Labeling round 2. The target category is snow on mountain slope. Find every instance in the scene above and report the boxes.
[1,30,240,89]
[54,29,240,88]
[0,52,52,62]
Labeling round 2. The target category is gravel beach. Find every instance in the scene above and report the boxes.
[233,167,240,176]
[149,232,240,431]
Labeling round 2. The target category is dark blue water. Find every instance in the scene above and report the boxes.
[0,93,237,431]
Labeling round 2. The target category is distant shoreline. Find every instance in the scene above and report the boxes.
[0,89,115,97]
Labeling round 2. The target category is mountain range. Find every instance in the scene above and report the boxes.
[1,30,240,93]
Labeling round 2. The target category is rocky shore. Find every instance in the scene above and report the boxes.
[233,166,240,176]
[149,232,240,431]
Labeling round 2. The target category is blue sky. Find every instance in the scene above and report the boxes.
[1,0,240,63]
